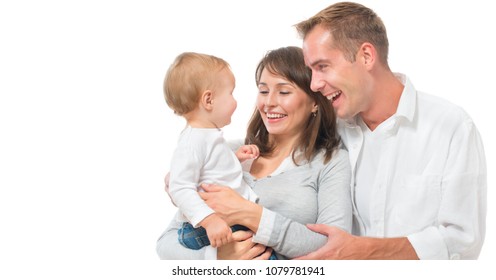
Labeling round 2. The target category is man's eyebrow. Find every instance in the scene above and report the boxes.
[309,59,328,68]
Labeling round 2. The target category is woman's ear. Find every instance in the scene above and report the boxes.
[311,104,318,117]
[311,104,318,113]
[200,90,214,111]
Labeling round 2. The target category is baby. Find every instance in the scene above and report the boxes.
[163,52,264,259]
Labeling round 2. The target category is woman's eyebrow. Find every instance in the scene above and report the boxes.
[258,82,292,86]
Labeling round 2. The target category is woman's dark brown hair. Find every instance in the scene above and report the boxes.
[245,46,340,164]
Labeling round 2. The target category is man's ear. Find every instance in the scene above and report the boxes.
[359,42,376,70]
[200,90,214,111]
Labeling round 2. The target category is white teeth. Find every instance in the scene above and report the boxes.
[267,113,286,119]
[327,90,342,100]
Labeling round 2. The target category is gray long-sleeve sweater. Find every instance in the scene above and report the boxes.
[156,148,352,259]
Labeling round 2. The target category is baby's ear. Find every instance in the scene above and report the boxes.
[200,90,214,110]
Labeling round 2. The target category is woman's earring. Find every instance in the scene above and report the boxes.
[312,106,318,117]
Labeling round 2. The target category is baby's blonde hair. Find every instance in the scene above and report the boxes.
[164,52,230,116]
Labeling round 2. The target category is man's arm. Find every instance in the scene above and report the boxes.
[295,225,419,260]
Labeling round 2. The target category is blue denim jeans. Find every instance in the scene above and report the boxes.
[178,222,277,260]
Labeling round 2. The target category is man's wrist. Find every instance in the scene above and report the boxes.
[360,236,418,260]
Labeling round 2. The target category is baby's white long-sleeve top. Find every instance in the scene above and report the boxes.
[168,126,258,227]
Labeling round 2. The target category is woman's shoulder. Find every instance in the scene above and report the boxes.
[314,148,351,184]
[331,148,349,162]
[313,147,349,164]
[310,148,350,174]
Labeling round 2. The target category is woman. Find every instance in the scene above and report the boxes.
[156,46,352,259]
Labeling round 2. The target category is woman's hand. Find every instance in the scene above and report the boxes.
[199,184,262,230]
[217,230,272,260]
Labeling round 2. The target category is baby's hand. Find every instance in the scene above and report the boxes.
[235,144,259,162]
[200,214,232,248]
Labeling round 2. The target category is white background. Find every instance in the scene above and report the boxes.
[0,0,493,279]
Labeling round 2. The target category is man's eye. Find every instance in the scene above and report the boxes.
[280,91,290,95]
[259,90,269,94]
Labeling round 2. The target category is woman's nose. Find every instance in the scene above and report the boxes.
[264,91,277,106]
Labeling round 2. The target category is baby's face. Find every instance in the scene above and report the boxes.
[209,69,237,128]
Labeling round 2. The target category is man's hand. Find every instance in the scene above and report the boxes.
[294,224,419,260]
[294,224,358,259]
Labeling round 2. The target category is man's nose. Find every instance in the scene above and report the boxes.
[310,72,325,93]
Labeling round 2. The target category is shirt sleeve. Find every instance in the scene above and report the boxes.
[226,139,244,152]
[407,117,487,259]
[253,149,353,258]
[168,146,214,227]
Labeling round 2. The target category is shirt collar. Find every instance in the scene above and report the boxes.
[241,149,304,175]
[394,73,416,123]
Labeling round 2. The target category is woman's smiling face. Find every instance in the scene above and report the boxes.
[257,68,316,139]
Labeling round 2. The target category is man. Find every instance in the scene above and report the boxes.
[295,2,487,259]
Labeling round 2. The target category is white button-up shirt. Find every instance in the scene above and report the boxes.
[338,73,487,259]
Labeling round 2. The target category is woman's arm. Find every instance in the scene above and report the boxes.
[156,214,270,260]
[253,150,352,258]
[200,149,353,258]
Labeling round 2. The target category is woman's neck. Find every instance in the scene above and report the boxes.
[249,134,299,179]
[267,134,298,158]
